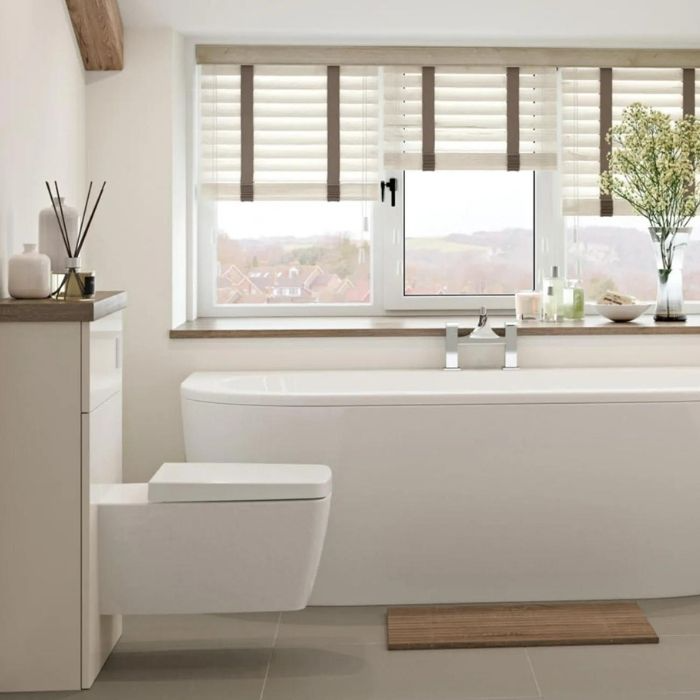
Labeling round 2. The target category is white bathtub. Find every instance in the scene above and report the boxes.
[182,367,700,604]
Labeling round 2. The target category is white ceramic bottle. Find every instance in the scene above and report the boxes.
[39,198,79,273]
[8,244,51,299]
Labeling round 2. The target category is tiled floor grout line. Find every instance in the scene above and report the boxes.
[524,649,544,699]
[258,612,282,700]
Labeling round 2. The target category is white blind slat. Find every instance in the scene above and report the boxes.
[384,65,557,172]
[198,64,379,201]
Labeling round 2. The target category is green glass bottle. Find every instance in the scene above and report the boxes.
[563,279,585,320]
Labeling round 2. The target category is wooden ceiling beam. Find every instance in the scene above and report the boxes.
[65,0,124,71]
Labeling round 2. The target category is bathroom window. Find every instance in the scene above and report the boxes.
[381,170,547,312]
[197,199,376,315]
[198,172,545,316]
[403,171,535,296]
[195,59,555,317]
[193,51,700,319]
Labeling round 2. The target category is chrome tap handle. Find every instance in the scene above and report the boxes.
[445,316,518,371]
[444,323,460,370]
[504,322,519,370]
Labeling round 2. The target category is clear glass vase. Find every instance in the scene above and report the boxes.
[650,227,691,322]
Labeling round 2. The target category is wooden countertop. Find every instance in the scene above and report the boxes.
[170,314,700,339]
[0,291,127,322]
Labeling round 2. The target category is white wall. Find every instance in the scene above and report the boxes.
[87,28,700,483]
[0,0,86,296]
[118,0,700,48]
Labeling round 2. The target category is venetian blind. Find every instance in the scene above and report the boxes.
[198,64,379,201]
[561,67,695,216]
[383,66,557,171]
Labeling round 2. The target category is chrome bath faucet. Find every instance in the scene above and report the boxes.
[444,308,518,371]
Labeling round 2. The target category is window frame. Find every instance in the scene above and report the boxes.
[382,170,553,312]
[188,48,700,322]
[196,198,386,318]
[195,170,564,318]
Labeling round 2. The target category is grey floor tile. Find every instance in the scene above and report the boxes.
[0,647,270,700]
[0,694,81,700]
[117,612,279,651]
[278,606,387,646]
[263,642,539,700]
[529,635,700,697]
[84,646,270,700]
[82,677,265,700]
[98,646,270,682]
[640,596,700,635]
[541,694,700,700]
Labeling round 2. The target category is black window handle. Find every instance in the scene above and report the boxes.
[380,177,398,207]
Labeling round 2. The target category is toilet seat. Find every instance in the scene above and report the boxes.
[148,462,332,503]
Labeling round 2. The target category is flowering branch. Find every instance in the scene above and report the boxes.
[600,103,700,273]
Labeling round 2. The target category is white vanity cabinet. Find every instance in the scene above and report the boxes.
[0,292,126,692]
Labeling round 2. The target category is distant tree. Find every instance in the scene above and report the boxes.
[332,236,358,278]
[294,247,322,265]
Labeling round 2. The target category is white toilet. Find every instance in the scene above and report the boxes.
[96,461,331,615]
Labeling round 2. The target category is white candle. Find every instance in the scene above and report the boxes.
[515,291,541,321]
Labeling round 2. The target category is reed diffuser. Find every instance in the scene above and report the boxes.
[44,180,105,298]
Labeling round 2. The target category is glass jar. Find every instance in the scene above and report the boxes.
[562,279,585,321]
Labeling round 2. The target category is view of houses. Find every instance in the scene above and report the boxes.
[216,225,700,305]
[217,231,371,304]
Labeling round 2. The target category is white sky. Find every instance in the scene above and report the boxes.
[404,171,533,236]
[218,171,534,240]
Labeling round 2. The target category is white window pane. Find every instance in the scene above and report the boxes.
[567,217,700,302]
[403,171,534,296]
[214,201,371,305]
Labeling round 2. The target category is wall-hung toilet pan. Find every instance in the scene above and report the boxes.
[96,462,331,615]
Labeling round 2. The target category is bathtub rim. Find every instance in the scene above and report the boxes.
[181,366,700,407]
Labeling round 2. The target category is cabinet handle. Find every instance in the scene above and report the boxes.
[115,336,121,369]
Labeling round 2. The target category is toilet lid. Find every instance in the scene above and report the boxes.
[147,462,332,503]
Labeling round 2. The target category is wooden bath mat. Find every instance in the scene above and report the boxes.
[386,602,658,650]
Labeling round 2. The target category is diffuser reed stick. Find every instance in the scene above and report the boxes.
[44,180,107,299]
[75,181,105,258]
[54,181,70,252]
[77,181,93,244]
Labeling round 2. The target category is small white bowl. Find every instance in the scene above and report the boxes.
[594,302,652,322]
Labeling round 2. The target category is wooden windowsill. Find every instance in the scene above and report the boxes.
[170,314,700,339]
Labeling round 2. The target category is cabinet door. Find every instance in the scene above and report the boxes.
[0,323,82,692]
[82,391,123,688]
[82,311,122,413]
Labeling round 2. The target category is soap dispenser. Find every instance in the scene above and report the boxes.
[542,285,558,321]
[542,266,564,322]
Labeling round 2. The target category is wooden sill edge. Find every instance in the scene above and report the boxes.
[170,315,700,339]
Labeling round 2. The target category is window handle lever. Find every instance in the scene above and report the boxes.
[380,178,398,207]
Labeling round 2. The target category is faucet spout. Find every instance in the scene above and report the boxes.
[470,306,499,340]
[443,313,519,371]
